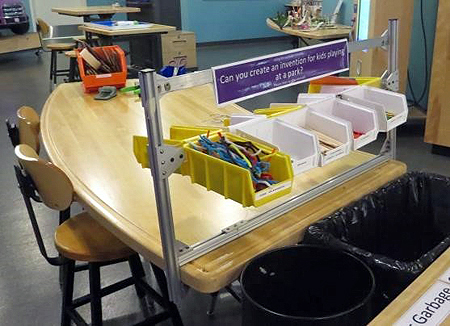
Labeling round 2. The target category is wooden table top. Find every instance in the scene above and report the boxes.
[79,23,176,37]
[41,80,406,293]
[370,247,450,325]
[266,18,352,40]
[52,6,140,17]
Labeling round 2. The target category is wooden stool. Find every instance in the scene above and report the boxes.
[48,42,76,89]
[64,50,79,82]
[36,18,76,91]
[6,106,40,153]
[14,144,184,326]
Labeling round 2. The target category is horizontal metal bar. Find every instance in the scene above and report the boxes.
[157,70,213,95]
[178,153,390,266]
[348,35,388,53]
[157,36,389,96]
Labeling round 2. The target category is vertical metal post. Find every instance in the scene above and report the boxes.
[386,19,398,159]
[387,19,398,77]
[139,69,182,303]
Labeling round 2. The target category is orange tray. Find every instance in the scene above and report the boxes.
[76,45,127,93]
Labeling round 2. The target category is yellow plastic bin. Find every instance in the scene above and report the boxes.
[170,125,222,140]
[254,105,304,118]
[183,132,293,207]
[133,132,294,207]
[308,77,382,93]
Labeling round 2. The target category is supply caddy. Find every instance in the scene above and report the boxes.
[135,127,294,207]
[134,19,406,303]
[76,45,127,93]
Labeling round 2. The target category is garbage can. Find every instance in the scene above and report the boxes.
[241,245,376,326]
[302,172,450,312]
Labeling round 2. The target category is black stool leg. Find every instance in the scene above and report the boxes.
[58,208,71,289]
[169,302,184,326]
[207,291,219,316]
[61,260,75,326]
[128,254,146,298]
[50,50,56,92]
[89,263,103,326]
[53,51,60,87]
[68,57,76,82]
[151,263,184,326]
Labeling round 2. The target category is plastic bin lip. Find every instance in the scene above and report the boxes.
[240,244,376,321]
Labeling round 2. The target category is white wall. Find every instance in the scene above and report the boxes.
[31,0,86,26]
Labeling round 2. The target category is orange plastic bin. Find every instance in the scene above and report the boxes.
[76,45,127,93]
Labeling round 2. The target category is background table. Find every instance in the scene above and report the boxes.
[52,6,140,22]
[41,81,406,293]
[79,23,176,68]
[266,18,352,47]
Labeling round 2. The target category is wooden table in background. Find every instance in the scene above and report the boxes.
[0,33,40,55]
[41,81,406,293]
[52,6,140,22]
[266,18,352,47]
[424,1,450,153]
[79,23,175,68]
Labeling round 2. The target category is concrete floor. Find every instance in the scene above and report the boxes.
[0,39,449,326]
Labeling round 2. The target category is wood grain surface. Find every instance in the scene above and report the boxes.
[266,18,352,40]
[349,0,414,93]
[79,23,176,37]
[41,81,406,293]
[52,6,140,17]
[424,0,450,147]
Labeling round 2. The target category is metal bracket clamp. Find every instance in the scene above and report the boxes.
[348,31,388,53]
[222,220,247,234]
[382,69,399,92]
[152,144,185,179]
[155,70,214,96]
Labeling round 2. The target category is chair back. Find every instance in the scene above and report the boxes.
[36,18,53,51]
[17,106,40,154]
[15,144,73,211]
[36,18,50,37]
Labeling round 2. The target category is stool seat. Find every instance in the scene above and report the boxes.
[64,50,77,58]
[55,212,135,262]
[47,43,76,51]
[73,35,99,42]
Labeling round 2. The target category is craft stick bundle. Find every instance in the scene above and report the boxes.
[77,42,122,76]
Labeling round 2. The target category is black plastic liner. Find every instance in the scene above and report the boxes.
[241,245,376,326]
[302,172,450,309]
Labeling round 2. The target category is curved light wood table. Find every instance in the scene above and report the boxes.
[41,81,406,293]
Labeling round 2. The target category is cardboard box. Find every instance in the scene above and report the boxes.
[161,31,197,68]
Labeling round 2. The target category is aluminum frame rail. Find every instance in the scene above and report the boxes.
[139,19,399,302]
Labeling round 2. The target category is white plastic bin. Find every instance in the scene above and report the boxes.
[297,93,334,105]
[308,98,379,150]
[277,108,352,166]
[228,114,263,126]
[231,118,320,175]
[339,86,408,132]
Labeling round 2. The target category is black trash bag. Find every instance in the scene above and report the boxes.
[302,172,450,311]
